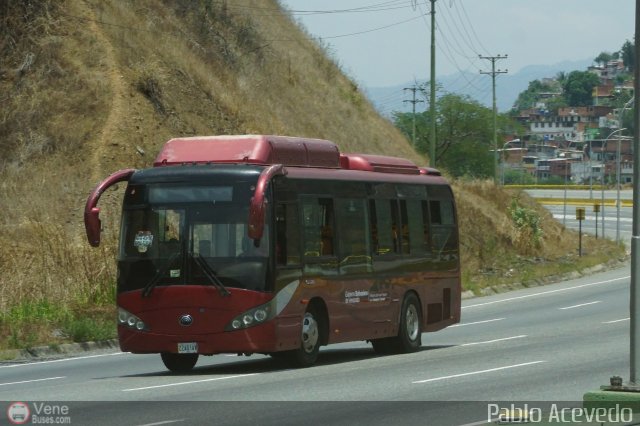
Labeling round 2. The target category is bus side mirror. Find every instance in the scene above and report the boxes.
[84,168,135,248]
[85,207,102,247]
[248,164,286,242]
[248,198,265,241]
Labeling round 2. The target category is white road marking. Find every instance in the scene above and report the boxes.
[461,335,527,346]
[0,376,65,386]
[603,318,630,324]
[559,301,601,310]
[122,373,258,391]
[0,352,126,368]
[136,421,185,426]
[451,318,505,327]
[412,361,546,384]
[463,276,628,310]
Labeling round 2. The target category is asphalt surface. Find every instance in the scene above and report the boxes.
[0,266,632,425]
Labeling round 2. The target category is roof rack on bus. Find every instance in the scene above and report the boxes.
[154,135,341,168]
[340,153,421,175]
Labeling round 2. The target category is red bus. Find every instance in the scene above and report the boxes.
[84,135,461,371]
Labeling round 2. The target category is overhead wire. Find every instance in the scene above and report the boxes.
[457,0,493,56]
[415,1,486,95]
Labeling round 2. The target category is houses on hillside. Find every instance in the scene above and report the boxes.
[504,58,634,185]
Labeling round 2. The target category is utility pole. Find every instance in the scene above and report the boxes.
[403,86,424,149]
[630,0,640,386]
[429,0,437,167]
[479,54,508,184]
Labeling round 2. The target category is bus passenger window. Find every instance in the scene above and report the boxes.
[370,199,395,255]
[428,199,458,259]
[406,199,426,254]
[302,198,334,257]
[336,198,371,272]
[276,203,301,265]
[421,201,431,252]
[336,199,369,256]
[430,200,455,225]
[399,200,410,254]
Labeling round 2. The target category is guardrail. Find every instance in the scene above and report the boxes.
[534,197,633,207]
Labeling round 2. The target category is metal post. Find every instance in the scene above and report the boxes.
[563,159,568,227]
[630,0,640,385]
[603,129,627,239]
[617,137,623,244]
[601,160,606,239]
[429,0,436,167]
[618,97,634,243]
[479,54,508,184]
[589,140,593,199]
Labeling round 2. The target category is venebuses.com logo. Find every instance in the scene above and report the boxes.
[6,402,30,425]
[6,401,71,424]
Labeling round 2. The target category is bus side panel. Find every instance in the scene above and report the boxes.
[414,273,461,332]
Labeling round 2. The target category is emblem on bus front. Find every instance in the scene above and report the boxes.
[179,314,193,326]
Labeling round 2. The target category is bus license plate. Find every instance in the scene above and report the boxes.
[177,342,198,353]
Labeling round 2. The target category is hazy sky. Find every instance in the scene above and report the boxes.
[280,0,635,88]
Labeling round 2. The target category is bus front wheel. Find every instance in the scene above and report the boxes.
[161,352,199,372]
[286,305,322,367]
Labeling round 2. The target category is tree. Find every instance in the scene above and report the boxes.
[512,78,560,111]
[555,71,567,85]
[393,93,521,179]
[620,39,635,71]
[562,70,600,106]
[594,51,613,66]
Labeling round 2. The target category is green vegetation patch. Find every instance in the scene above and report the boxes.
[1,300,115,350]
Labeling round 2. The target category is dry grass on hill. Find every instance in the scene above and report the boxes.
[0,0,623,349]
[454,180,623,293]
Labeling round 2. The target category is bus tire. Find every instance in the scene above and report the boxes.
[286,305,322,367]
[161,352,199,372]
[372,293,422,354]
[395,292,422,353]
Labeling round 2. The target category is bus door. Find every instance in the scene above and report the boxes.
[334,197,395,339]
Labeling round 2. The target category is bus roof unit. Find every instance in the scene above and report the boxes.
[154,135,341,168]
[153,135,441,176]
[340,153,421,175]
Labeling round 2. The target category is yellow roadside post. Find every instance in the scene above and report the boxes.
[576,207,586,256]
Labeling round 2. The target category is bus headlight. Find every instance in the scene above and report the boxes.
[254,309,268,322]
[118,307,149,331]
[226,299,276,331]
[224,281,300,331]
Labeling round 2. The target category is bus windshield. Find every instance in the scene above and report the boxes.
[117,201,270,294]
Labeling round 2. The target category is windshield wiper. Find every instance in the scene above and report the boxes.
[192,253,231,297]
[141,252,181,298]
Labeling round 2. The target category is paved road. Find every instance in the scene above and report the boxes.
[525,188,633,246]
[0,267,632,425]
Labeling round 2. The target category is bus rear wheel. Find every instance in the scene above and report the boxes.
[371,292,422,354]
[161,352,199,372]
[397,292,422,352]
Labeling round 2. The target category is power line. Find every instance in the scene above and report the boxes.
[456,0,492,56]
[313,14,426,40]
